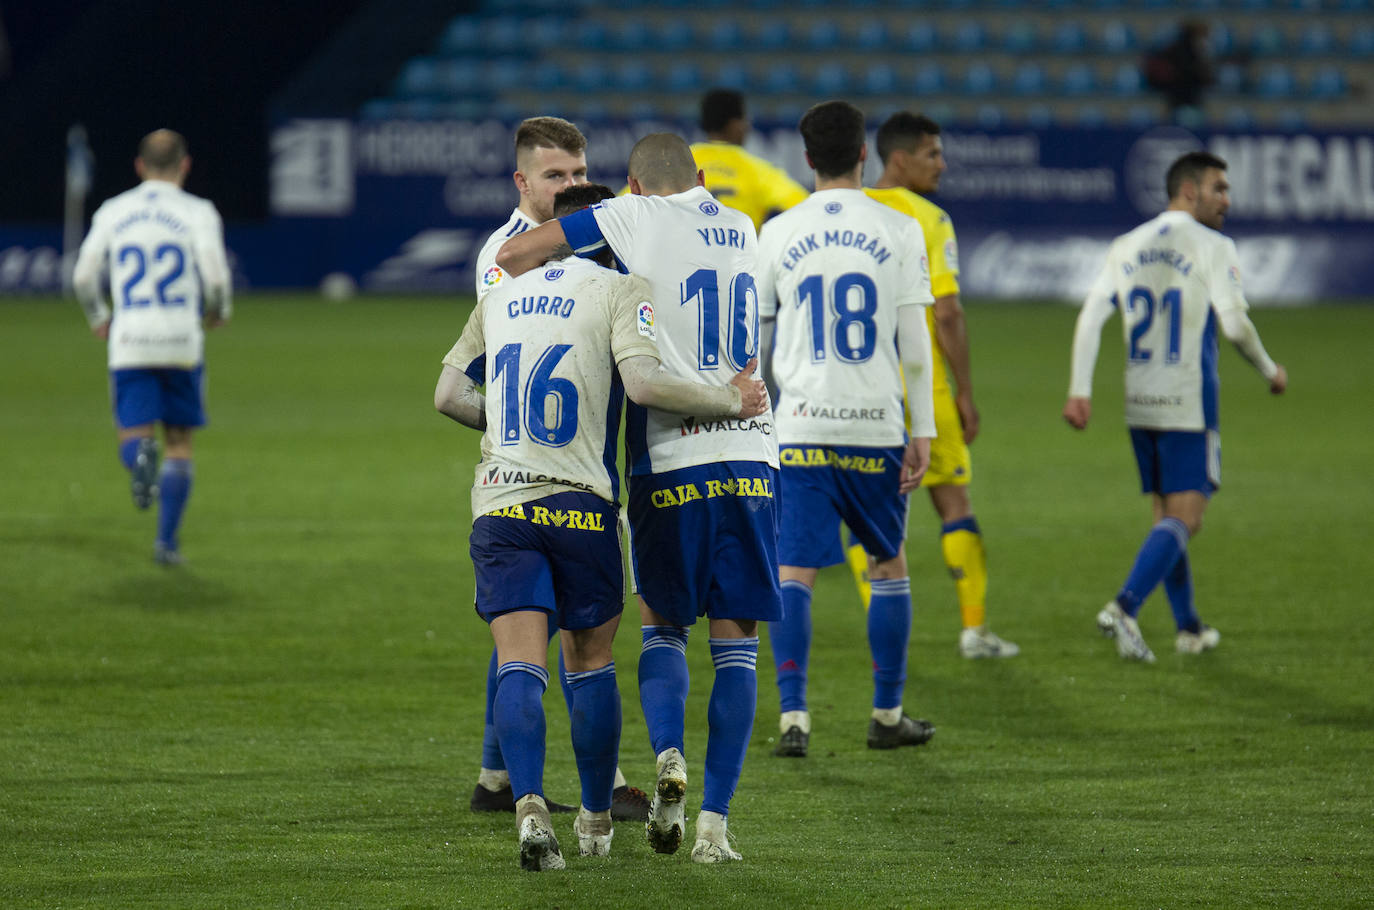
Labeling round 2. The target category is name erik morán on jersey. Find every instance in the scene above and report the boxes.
[679,416,772,436]
[791,401,888,421]
[779,230,893,272]
[481,466,595,492]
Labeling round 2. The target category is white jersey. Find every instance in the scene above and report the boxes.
[1082,210,1249,431]
[474,208,536,304]
[444,257,661,517]
[73,180,231,370]
[757,188,934,448]
[559,186,778,475]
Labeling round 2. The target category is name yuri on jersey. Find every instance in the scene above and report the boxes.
[776,230,893,272]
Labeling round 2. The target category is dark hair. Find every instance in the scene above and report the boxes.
[552,183,615,218]
[875,112,941,165]
[700,89,746,134]
[1166,151,1227,199]
[799,101,866,178]
[137,129,188,173]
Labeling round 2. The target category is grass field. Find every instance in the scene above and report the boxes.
[2,294,1371,908]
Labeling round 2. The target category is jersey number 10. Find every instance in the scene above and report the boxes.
[680,268,759,372]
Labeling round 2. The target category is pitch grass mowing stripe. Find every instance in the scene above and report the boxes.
[0,295,1370,908]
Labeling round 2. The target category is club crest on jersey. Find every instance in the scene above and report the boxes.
[825,202,843,214]
[483,265,504,289]
[637,302,656,339]
[699,200,720,216]
[544,267,565,281]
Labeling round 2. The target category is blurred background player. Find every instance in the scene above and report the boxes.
[854,112,1019,660]
[691,88,808,233]
[757,101,937,759]
[498,133,780,865]
[72,129,232,566]
[465,121,650,823]
[435,182,767,870]
[1063,151,1287,662]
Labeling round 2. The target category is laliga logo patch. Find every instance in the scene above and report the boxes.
[544,267,565,281]
[637,302,656,339]
[944,238,959,273]
[825,202,842,214]
[920,254,930,277]
[699,200,720,216]
[1228,265,1241,285]
[482,265,504,288]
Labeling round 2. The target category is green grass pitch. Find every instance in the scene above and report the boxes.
[1,294,1370,908]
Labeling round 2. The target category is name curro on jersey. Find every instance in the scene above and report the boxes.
[505,295,576,319]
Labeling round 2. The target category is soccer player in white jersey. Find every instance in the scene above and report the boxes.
[756,101,938,758]
[473,117,588,306]
[1064,151,1287,662]
[465,119,649,823]
[436,183,767,870]
[497,133,780,864]
[72,129,232,565]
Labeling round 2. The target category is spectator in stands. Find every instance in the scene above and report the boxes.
[1143,20,1216,119]
[691,88,808,232]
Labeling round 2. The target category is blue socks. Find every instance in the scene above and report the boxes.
[1117,518,1190,618]
[565,662,620,812]
[868,577,912,710]
[118,437,142,472]
[639,626,689,756]
[1164,549,1201,633]
[702,637,758,816]
[155,458,192,550]
[493,661,549,801]
[770,580,813,713]
[479,613,565,774]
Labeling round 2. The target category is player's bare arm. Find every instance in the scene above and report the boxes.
[434,364,487,430]
[899,436,932,494]
[931,293,979,443]
[495,220,572,278]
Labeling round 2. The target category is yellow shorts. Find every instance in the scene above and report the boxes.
[921,385,971,488]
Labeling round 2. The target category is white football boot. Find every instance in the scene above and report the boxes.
[515,794,565,871]
[573,807,613,857]
[691,810,742,863]
[646,747,687,854]
[1175,625,1221,654]
[959,626,1020,659]
[1096,601,1156,663]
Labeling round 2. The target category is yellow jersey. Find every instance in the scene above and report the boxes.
[864,186,961,394]
[690,141,810,233]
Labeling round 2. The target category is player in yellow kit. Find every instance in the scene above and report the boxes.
[853,112,1019,659]
[690,89,809,232]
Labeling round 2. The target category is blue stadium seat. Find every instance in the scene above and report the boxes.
[1277,107,1308,130]
[486,59,526,93]
[611,60,653,92]
[1010,62,1047,95]
[1215,63,1245,94]
[526,17,567,50]
[1351,25,1374,56]
[812,62,851,94]
[530,60,565,92]
[1309,65,1347,98]
[1077,105,1107,128]
[1099,21,1137,54]
[702,19,744,50]
[952,22,988,52]
[1208,23,1235,57]
[1062,63,1099,95]
[802,19,842,50]
[1025,103,1054,128]
[436,59,483,96]
[571,20,609,49]
[756,20,790,49]
[1111,63,1143,96]
[912,62,947,94]
[961,62,997,95]
[762,63,803,95]
[395,58,440,98]
[855,19,888,51]
[607,20,652,51]
[862,63,900,95]
[1002,21,1038,54]
[666,61,704,93]
[715,60,751,92]
[439,18,481,54]
[1255,63,1297,97]
[1249,25,1285,57]
[653,21,693,52]
[1126,104,1159,129]
[976,104,1005,128]
[1051,22,1088,54]
[1297,23,1335,56]
[484,16,524,54]
[898,22,939,53]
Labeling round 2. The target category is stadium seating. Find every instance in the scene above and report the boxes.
[370,0,1374,128]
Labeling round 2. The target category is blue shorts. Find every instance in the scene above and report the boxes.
[1129,428,1219,496]
[627,462,781,627]
[470,491,624,630]
[110,366,206,429]
[778,445,909,567]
